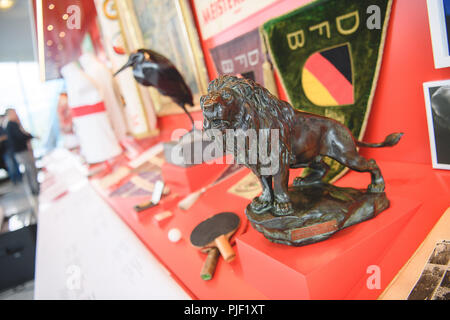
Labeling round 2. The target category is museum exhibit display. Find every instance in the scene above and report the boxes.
[201,74,403,245]
[114,49,196,130]
[115,48,219,167]
[427,0,450,69]
[209,28,279,97]
[60,61,122,164]
[423,80,450,169]
[93,0,158,136]
[261,0,393,182]
[133,180,165,212]
[3,0,444,301]
[190,212,240,280]
[79,52,128,141]
[116,0,209,116]
[380,207,450,300]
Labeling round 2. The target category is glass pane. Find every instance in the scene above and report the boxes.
[0,62,64,156]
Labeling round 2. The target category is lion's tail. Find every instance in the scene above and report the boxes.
[356,132,404,148]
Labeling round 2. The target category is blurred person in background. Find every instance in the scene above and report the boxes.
[0,113,22,184]
[5,108,39,195]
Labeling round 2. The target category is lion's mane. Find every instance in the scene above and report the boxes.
[207,75,294,162]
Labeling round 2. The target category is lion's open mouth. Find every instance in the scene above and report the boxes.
[210,118,230,129]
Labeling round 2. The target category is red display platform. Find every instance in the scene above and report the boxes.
[235,160,449,300]
[161,158,230,195]
[92,166,268,299]
[87,1,450,299]
[92,156,449,299]
[340,163,450,299]
[237,197,421,300]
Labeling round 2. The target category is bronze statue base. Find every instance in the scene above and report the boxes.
[245,183,390,246]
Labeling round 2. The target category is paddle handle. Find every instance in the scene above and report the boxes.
[178,188,206,211]
[215,234,235,262]
[200,248,220,281]
[134,200,156,212]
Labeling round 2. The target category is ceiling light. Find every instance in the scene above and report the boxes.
[0,0,15,11]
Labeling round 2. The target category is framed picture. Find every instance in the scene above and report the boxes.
[423,80,450,170]
[209,28,279,92]
[426,0,450,69]
[116,0,209,116]
[191,0,279,40]
[407,240,450,300]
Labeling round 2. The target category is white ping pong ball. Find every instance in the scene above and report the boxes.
[168,228,182,243]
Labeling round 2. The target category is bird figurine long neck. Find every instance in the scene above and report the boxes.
[114,49,195,131]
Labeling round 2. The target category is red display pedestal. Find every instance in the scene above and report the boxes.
[161,159,230,195]
[236,196,422,300]
[92,143,449,299]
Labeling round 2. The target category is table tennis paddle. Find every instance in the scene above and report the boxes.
[199,248,220,281]
[190,212,240,280]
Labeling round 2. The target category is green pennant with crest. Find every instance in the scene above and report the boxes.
[262,0,392,182]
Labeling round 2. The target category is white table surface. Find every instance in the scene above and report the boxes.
[34,149,190,300]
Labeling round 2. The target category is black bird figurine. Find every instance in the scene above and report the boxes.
[114,48,195,130]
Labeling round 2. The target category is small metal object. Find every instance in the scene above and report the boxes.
[133,180,165,212]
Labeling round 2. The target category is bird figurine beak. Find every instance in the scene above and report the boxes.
[113,58,134,77]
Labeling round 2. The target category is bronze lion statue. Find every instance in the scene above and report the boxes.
[201,75,403,216]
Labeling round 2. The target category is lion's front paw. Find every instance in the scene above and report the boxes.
[293,176,323,187]
[368,183,385,193]
[273,200,294,216]
[293,177,310,187]
[250,196,272,214]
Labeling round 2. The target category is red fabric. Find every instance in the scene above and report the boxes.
[304,52,354,105]
[70,101,106,118]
